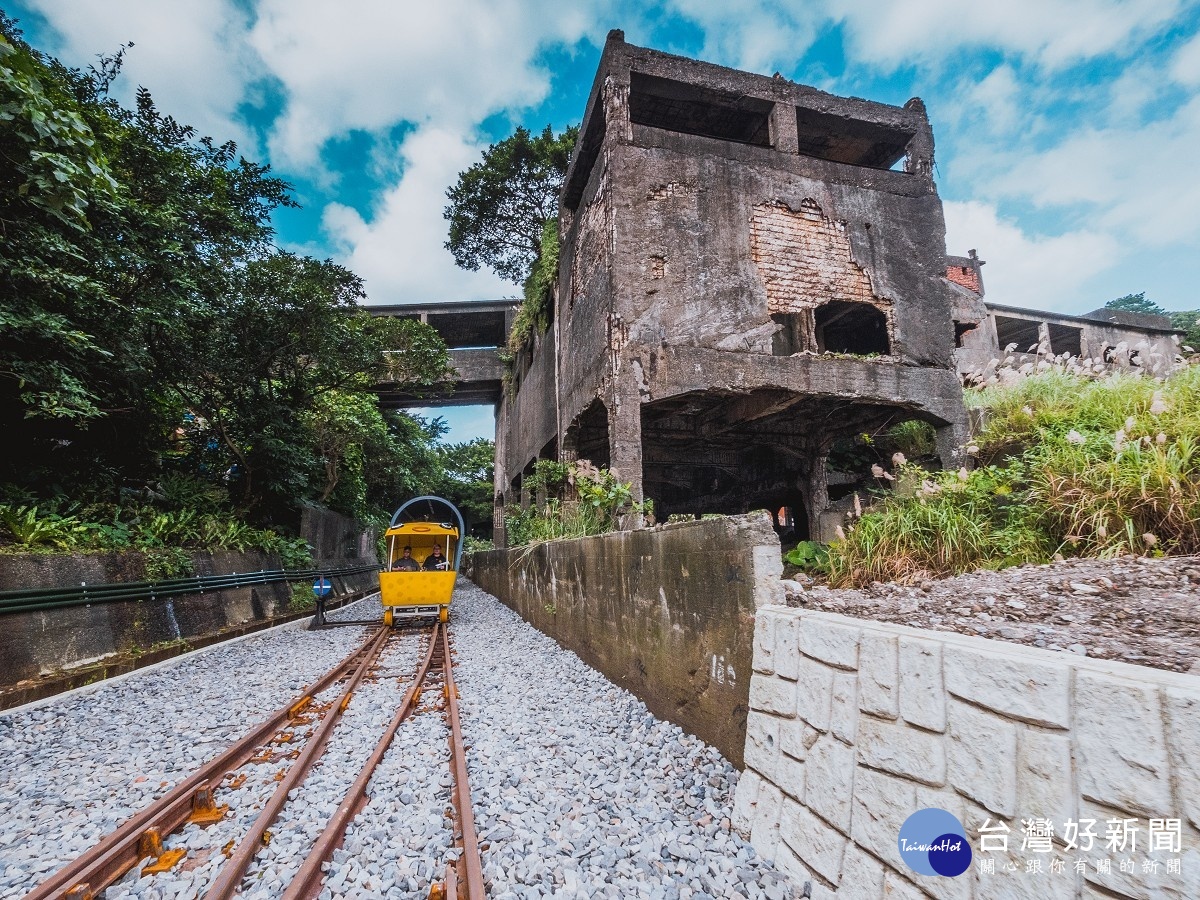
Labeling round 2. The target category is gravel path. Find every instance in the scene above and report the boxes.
[452,581,794,900]
[0,585,797,900]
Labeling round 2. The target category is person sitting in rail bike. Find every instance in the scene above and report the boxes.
[393,546,420,572]
[423,544,449,571]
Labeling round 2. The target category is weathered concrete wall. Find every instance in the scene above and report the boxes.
[0,550,378,688]
[735,606,1200,899]
[956,303,1184,380]
[494,33,970,531]
[497,328,560,492]
[464,512,785,766]
[300,505,379,563]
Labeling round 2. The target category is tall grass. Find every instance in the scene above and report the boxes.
[827,365,1200,586]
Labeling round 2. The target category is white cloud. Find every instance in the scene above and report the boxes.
[1171,29,1200,84]
[249,0,595,171]
[943,200,1120,311]
[661,0,825,73]
[23,0,261,150]
[657,0,1185,74]
[834,0,1185,70]
[323,127,516,304]
[987,95,1200,247]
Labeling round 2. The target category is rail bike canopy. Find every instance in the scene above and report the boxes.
[386,495,466,571]
[380,496,465,620]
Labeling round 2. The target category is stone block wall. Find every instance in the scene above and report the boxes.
[734,607,1200,899]
[464,512,785,766]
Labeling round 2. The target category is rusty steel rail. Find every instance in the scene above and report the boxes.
[281,623,442,900]
[24,626,386,900]
[441,623,486,899]
[202,625,394,900]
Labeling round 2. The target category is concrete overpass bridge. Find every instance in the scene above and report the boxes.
[367,300,518,408]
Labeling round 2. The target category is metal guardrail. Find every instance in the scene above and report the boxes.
[0,563,381,615]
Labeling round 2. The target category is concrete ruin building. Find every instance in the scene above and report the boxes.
[494,31,976,545]
[946,255,1185,378]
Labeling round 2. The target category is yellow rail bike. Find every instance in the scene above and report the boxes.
[378,496,463,625]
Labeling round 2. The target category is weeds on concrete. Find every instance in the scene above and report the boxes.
[505,460,652,548]
[827,364,1200,586]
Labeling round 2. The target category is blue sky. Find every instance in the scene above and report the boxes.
[9,0,1200,442]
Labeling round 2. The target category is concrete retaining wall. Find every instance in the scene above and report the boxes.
[464,512,786,767]
[734,606,1200,899]
[0,550,378,690]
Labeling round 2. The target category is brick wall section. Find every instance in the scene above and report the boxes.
[735,607,1200,899]
[751,200,885,316]
[946,265,981,295]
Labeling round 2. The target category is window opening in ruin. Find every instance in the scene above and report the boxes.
[794,107,914,170]
[562,98,608,212]
[771,312,811,356]
[994,316,1042,353]
[828,483,858,502]
[573,399,610,469]
[1047,323,1083,358]
[815,301,889,356]
[629,72,772,147]
[953,321,977,348]
[1103,346,1118,363]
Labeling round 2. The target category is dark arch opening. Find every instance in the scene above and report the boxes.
[815,301,890,356]
[573,399,610,469]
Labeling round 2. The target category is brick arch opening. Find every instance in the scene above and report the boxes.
[815,301,890,356]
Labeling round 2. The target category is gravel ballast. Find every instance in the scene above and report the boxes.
[0,584,796,900]
[796,553,1200,673]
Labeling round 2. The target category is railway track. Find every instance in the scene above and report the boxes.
[25,621,484,900]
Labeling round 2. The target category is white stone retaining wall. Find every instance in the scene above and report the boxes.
[733,607,1200,899]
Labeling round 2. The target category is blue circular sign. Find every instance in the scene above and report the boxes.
[312,577,332,598]
[898,808,972,878]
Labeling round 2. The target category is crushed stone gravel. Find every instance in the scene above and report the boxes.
[0,585,798,900]
[794,553,1200,673]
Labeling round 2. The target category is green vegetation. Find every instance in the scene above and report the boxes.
[443,124,577,285]
[783,541,830,575]
[445,125,576,392]
[825,365,1200,586]
[501,219,560,389]
[1,18,481,555]
[505,460,651,548]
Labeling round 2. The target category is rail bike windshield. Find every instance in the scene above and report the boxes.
[381,496,464,573]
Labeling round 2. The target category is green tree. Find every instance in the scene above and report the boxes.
[362,412,447,517]
[1,18,295,500]
[436,438,495,525]
[1172,310,1200,352]
[1105,293,1167,316]
[444,124,577,284]
[151,253,451,514]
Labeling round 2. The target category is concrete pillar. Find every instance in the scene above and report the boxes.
[936,419,971,470]
[769,101,798,153]
[492,494,507,548]
[608,385,644,529]
[805,453,830,542]
[1030,320,1052,361]
[603,76,632,145]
